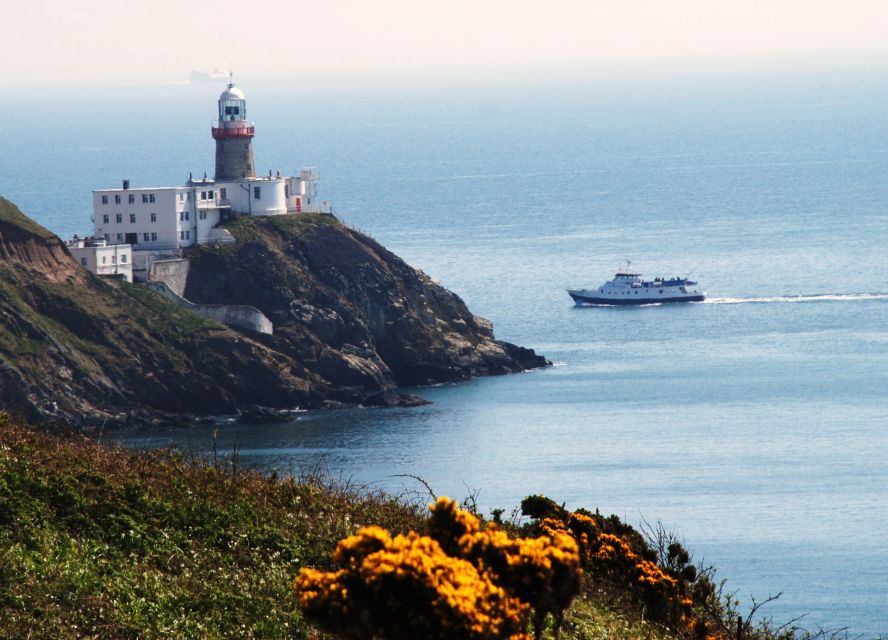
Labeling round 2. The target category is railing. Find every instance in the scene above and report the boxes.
[196,197,232,209]
[211,125,255,139]
[132,242,180,252]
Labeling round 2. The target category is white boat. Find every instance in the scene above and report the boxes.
[569,267,705,305]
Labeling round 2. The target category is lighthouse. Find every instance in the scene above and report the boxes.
[212,81,256,181]
[88,79,326,281]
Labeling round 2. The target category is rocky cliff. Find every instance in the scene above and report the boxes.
[184,213,548,405]
[0,198,547,426]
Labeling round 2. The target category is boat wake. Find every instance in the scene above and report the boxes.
[703,293,888,305]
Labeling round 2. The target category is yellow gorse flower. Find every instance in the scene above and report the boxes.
[293,498,581,640]
[537,507,708,635]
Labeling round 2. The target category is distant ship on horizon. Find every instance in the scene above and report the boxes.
[189,68,229,84]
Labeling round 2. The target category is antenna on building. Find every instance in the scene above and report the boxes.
[228,70,234,88]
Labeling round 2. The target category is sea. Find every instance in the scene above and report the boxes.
[2,63,887,635]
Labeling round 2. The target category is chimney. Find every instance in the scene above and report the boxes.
[122,179,130,190]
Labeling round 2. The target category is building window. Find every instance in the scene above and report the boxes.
[208,190,214,199]
[184,211,189,221]
[220,188,227,200]
[151,232,157,241]
[103,234,110,242]
[115,214,122,223]
[285,184,289,198]
[199,211,207,220]
[254,186,261,199]
[101,195,108,204]
[149,194,155,203]
[178,193,184,202]
[80,257,87,267]
[128,194,135,204]
[116,233,123,241]
[121,254,127,264]
[111,255,116,264]
[200,191,207,200]
[142,194,148,203]
[102,256,107,265]
[180,231,185,241]
[185,230,190,240]
[129,213,136,223]
[143,233,150,242]
[114,195,121,204]
[102,214,109,224]
[150,212,157,222]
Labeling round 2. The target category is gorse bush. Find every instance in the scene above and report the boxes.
[296,526,528,640]
[0,415,807,640]
[430,497,583,639]
[294,497,583,640]
[532,502,720,639]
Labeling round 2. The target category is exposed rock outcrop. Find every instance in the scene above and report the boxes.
[184,214,548,403]
[0,197,547,427]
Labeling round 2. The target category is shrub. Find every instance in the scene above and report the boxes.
[294,497,583,640]
[296,526,529,640]
[525,497,714,637]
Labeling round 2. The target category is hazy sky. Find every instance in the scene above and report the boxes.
[4,0,888,86]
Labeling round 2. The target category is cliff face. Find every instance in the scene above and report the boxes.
[184,214,548,405]
[0,197,547,426]
[0,197,315,427]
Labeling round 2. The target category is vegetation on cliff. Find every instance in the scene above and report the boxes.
[0,415,671,639]
[0,196,546,425]
[0,415,827,640]
[0,197,315,427]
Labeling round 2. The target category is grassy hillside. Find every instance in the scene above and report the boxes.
[0,415,686,640]
[0,196,328,425]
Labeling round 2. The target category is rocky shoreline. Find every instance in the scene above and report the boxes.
[0,198,548,428]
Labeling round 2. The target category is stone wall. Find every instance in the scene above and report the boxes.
[143,281,273,335]
[149,259,190,296]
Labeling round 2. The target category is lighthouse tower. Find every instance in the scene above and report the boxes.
[212,81,256,181]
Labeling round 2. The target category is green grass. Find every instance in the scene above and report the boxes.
[554,596,677,640]
[216,213,341,245]
[0,414,686,640]
[0,196,59,241]
[118,280,224,336]
[0,414,425,639]
[2,414,828,640]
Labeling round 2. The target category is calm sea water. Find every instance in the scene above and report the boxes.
[3,66,887,634]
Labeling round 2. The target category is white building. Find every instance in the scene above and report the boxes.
[67,237,133,283]
[86,81,324,281]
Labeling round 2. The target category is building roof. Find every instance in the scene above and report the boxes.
[93,186,183,193]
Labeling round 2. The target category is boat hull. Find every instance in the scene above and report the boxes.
[568,291,705,305]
